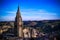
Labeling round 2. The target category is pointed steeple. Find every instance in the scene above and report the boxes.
[17,5,20,13]
[16,5,21,18]
[14,5,23,37]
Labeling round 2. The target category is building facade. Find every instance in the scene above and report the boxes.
[14,6,39,38]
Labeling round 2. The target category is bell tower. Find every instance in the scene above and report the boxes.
[14,5,23,37]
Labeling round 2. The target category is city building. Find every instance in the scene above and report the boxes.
[3,6,38,40]
[14,5,39,38]
[0,5,59,40]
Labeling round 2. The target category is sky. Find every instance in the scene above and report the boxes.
[0,0,60,21]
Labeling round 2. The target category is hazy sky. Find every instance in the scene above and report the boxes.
[0,0,60,21]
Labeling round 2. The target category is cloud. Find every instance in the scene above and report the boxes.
[0,16,15,21]
[0,9,59,21]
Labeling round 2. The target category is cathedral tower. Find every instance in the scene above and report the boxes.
[14,5,23,37]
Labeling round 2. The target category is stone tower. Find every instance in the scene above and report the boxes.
[14,5,23,37]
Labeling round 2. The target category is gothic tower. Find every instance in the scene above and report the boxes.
[14,5,23,37]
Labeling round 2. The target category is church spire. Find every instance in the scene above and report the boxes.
[14,5,23,37]
[16,5,21,18]
[17,5,20,12]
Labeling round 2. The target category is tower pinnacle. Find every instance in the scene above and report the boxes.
[16,5,21,18]
[14,5,23,37]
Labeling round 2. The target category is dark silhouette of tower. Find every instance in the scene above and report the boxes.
[14,5,23,37]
